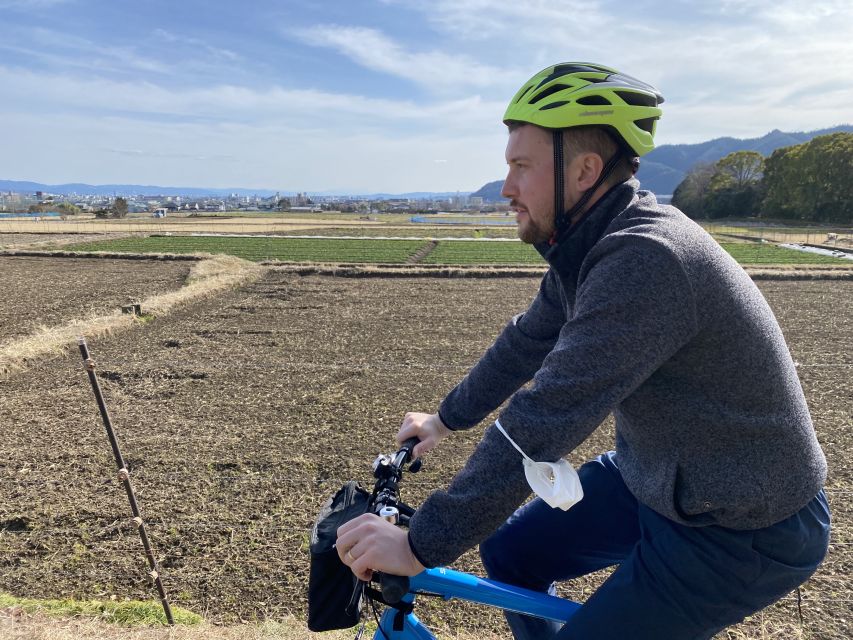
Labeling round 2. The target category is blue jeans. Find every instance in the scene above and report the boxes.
[480,451,830,640]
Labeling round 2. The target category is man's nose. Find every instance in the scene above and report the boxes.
[500,176,515,200]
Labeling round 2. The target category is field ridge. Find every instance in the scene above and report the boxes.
[0,255,262,378]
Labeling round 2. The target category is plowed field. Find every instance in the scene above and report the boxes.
[0,263,850,639]
[0,256,192,343]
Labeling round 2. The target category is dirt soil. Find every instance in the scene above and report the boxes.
[0,256,192,344]
[0,234,126,249]
[0,266,850,639]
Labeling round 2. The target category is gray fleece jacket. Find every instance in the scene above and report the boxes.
[407,179,827,569]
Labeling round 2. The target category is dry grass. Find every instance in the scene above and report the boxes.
[0,254,263,379]
[268,263,549,278]
[0,610,498,640]
[0,610,341,640]
[0,233,132,250]
[745,268,853,280]
[143,254,263,315]
[0,607,814,640]
[266,262,853,281]
[0,217,383,236]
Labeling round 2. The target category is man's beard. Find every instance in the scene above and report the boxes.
[515,207,553,244]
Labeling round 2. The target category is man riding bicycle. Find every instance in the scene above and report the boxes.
[336,62,830,639]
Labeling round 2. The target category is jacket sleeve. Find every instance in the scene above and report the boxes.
[438,269,566,430]
[409,237,699,567]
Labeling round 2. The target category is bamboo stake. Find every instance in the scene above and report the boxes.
[77,337,175,625]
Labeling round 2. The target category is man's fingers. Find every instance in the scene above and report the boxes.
[413,440,431,458]
[350,549,375,581]
[336,514,374,557]
[396,424,414,445]
[338,539,364,567]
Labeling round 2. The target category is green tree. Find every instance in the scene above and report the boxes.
[706,151,765,218]
[800,133,853,223]
[112,197,129,218]
[672,162,716,219]
[712,150,764,190]
[762,132,853,223]
[56,202,81,216]
[761,146,800,220]
[674,151,765,219]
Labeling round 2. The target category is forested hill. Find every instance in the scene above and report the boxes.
[471,124,853,201]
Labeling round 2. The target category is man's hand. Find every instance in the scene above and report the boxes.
[396,412,451,458]
[337,514,425,581]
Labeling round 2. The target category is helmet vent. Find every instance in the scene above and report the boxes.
[615,91,658,108]
[634,117,658,134]
[576,95,612,106]
[530,84,571,104]
[514,84,534,104]
[535,64,599,90]
[539,100,570,111]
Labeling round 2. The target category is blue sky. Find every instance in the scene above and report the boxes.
[1,0,851,193]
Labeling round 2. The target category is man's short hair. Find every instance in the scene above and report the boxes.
[508,122,635,186]
[563,126,635,185]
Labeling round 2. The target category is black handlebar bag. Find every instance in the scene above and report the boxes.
[308,481,371,631]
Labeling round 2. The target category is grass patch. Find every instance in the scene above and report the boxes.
[702,222,850,235]
[0,592,201,626]
[718,242,848,264]
[65,236,429,263]
[282,226,520,239]
[61,236,847,266]
[423,240,544,265]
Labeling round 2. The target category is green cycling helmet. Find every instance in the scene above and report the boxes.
[504,62,664,156]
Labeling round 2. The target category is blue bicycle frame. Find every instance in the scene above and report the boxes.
[373,566,581,639]
[356,439,581,638]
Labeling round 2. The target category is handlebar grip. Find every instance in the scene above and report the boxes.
[400,437,420,462]
[379,573,411,604]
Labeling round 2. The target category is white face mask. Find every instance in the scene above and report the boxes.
[495,420,584,511]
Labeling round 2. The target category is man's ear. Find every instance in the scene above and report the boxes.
[576,152,605,191]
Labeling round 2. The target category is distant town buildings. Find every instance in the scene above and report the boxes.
[0,188,507,215]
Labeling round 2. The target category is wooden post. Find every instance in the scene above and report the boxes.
[77,337,175,625]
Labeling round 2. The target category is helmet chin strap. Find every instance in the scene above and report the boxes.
[550,129,625,245]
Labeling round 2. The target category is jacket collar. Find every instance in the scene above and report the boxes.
[534,179,639,284]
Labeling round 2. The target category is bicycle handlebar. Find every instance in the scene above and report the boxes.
[371,437,421,605]
[380,573,410,604]
[390,436,420,468]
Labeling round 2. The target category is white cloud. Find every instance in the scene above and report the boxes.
[0,27,171,75]
[0,109,506,192]
[289,24,513,92]
[380,0,610,41]
[151,28,242,63]
[382,0,853,143]
[0,64,508,191]
[3,1,851,190]
[0,64,504,129]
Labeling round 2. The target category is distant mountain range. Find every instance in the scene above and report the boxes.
[5,125,851,201]
[471,124,853,201]
[0,180,463,200]
[0,181,282,198]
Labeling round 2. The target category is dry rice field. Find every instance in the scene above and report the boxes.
[0,255,850,639]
